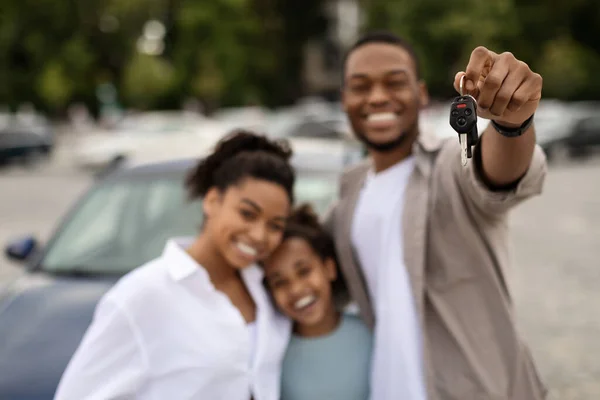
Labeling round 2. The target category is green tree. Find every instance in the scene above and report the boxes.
[362,0,521,98]
[122,53,177,109]
[37,61,74,110]
[3,0,598,116]
[361,0,600,100]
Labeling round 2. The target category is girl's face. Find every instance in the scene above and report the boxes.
[203,177,290,269]
[263,237,338,336]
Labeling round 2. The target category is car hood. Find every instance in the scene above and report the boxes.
[0,273,117,399]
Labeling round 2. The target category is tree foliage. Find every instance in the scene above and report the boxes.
[361,0,600,99]
[0,0,326,114]
[0,0,598,115]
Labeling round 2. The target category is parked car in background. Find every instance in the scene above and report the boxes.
[567,115,600,157]
[0,154,348,399]
[0,113,54,166]
[213,106,270,133]
[534,101,600,162]
[72,111,227,171]
[266,99,353,141]
[539,114,600,162]
[287,136,364,172]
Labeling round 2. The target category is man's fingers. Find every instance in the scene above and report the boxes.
[508,74,542,113]
[477,53,511,111]
[453,71,464,93]
[453,72,477,97]
[502,62,538,112]
[464,46,496,93]
[486,58,531,116]
[489,72,526,116]
[453,47,542,124]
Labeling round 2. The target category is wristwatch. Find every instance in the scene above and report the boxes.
[490,114,534,138]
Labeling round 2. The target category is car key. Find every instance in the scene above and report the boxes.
[450,96,478,165]
[450,75,479,166]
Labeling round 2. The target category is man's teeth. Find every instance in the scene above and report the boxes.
[236,242,258,257]
[367,112,397,122]
[294,295,317,310]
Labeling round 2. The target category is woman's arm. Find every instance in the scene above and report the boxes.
[54,296,148,400]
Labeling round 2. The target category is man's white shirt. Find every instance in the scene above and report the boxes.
[351,156,427,400]
[54,238,291,400]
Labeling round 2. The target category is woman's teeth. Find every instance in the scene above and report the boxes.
[294,295,317,310]
[236,242,258,257]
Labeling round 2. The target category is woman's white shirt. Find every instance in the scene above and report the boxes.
[54,237,291,400]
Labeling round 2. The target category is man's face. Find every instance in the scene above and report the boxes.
[342,42,428,152]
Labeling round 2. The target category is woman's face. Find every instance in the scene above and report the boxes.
[203,178,290,269]
[263,237,337,330]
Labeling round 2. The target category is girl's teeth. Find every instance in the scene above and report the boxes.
[294,295,316,309]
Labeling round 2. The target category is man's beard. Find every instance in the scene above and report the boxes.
[354,119,419,153]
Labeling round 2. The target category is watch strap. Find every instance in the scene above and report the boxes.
[491,114,534,137]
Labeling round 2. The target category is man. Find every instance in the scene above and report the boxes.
[325,31,547,399]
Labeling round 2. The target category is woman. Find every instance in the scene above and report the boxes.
[54,130,296,400]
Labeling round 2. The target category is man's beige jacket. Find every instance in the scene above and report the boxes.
[325,134,548,400]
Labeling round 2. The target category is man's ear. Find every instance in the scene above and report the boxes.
[418,80,430,109]
[324,257,337,281]
[202,187,222,217]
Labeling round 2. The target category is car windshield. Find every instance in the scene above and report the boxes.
[41,170,339,275]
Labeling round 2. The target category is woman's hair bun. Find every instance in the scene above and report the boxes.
[211,129,292,162]
[185,129,293,200]
[287,203,321,229]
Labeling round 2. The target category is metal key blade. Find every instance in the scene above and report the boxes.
[460,133,468,166]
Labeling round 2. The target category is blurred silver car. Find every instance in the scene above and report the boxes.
[0,155,346,399]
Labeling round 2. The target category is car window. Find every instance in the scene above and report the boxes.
[42,176,201,274]
[43,184,132,269]
[41,170,339,275]
[295,174,339,215]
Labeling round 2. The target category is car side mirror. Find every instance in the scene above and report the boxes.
[5,236,38,263]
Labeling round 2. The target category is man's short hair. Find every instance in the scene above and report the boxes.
[341,31,421,83]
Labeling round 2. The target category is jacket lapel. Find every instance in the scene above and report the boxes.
[402,135,442,400]
[334,162,375,329]
[333,134,443,399]
[402,144,431,331]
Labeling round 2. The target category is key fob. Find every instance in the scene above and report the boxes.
[449,95,478,136]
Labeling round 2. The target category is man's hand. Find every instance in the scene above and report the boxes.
[453,47,542,128]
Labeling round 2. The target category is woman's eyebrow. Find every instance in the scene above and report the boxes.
[240,198,261,211]
[240,198,287,221]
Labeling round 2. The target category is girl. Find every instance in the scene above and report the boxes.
[262,204,373,400]
[55,130,296,400]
